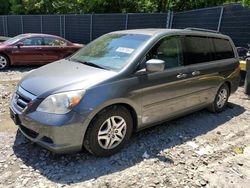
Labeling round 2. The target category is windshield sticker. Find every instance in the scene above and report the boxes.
[116,47,134,54]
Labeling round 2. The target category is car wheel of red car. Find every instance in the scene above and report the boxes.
[0,54,9,70]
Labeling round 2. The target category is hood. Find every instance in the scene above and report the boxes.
[0,43,10,49]
[0,43,7,48]
[20,59,117,97]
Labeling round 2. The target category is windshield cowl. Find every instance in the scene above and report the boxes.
[68,58,109,70]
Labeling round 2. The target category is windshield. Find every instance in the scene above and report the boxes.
[70,33,150,71]
[3,34,26,45]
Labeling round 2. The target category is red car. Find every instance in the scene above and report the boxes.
[0,33,84,69]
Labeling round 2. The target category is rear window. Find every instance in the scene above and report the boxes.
[212,38,235,60]
[183,36,213,65]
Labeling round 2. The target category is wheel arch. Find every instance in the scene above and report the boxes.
[224,81,231,94]
[112,103,138,133]
[86,102,139,134]
[0,52,11,65]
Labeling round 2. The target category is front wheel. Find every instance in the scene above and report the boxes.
[0,54,9,70]
[208,84,230,113]
[83,106,133,157]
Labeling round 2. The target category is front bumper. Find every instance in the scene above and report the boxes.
[10,88,92,154]
[10,106,91,154]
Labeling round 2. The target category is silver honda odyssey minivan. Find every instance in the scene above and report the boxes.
[10,28,240,156]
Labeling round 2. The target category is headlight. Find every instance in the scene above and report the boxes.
[36,90,85,114]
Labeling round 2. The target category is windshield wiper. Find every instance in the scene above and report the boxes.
[69,58,106,70]
[82,61,107,70]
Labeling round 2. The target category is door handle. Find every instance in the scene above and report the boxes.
[177,73,187,79]
[192,70,201,76]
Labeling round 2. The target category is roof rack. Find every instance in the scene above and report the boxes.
[184,28,220,34]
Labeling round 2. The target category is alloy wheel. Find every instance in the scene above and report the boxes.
[0,55,8,69]
[97,116,127,150]
[216,88,228,108]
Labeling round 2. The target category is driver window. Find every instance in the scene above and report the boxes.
[22,37,43,46]
[146,36,183,69]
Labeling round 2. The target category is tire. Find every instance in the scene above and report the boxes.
[83,106,133,157]
[208,84,230,113]
[0,54,9,70]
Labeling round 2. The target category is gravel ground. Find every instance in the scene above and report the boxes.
[0,67,250,188]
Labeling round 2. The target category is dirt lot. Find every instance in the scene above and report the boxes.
[0,67,250,188]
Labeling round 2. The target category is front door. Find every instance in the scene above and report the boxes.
[12,37,45,65]
[140,35,198,126]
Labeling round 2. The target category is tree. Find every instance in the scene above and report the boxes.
[242,0,250,7]
[164,0,226,11]
[1,0,249,15]
[0,0,10,15]
[75,0,157,13]
[9,0,25,14]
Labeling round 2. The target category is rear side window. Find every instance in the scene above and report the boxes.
[183,36,213,65]
[212,38,234,60]
[44,37,67,46]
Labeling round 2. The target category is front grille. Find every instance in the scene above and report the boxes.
[16,94,30,110]
[12,86,36,112]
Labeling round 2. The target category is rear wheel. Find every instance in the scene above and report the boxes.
[84,106,133,157]
[208,84,229,113]
[0,54,9,70]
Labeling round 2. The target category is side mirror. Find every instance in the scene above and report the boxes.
[17,42,24,48]
[146,59,165,73]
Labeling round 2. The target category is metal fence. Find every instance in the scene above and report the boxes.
[172,4,250,47]
[0,4,250,47]
[0,13,169,44]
